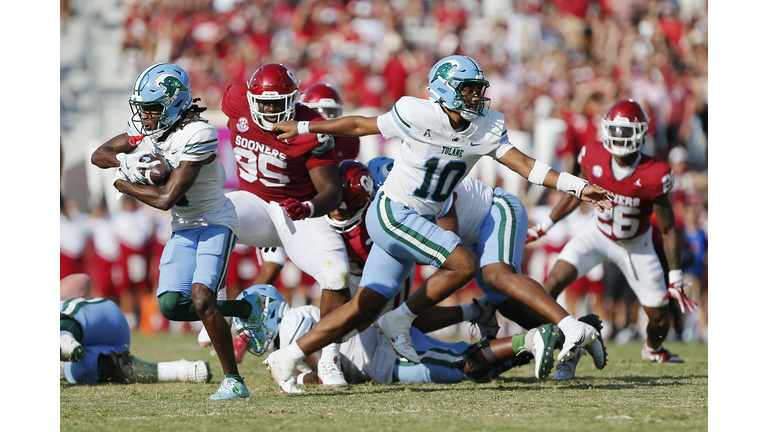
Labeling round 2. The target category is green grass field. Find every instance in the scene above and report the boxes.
[60,332,707,432]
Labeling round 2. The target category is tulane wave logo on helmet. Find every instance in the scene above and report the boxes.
[156,74,189,104]
[431,60,460,85]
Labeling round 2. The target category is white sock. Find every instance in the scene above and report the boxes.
[557,315,580,334]
[461,303,481,321]
[60,330,75,340]
[321,343,341,363]
[395,303,417,323]
[158,360,189,382]
[524,329,535,352]
[287,342,306,361]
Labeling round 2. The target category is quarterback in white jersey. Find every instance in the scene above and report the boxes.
[263,55,613,393]
[91,63,265,400]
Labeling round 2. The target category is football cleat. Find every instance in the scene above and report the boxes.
[579,314,607,370]
[530,324,559,379]
[317,356,348,387]
[60,333,85,362]
[209,377,249,400]
[552,348,585,381]
[375,311,419,363]
[558,318,599,362]
[641,342,684,363]
[469,296,500,340]
[186,360,212,383]
[263,349,304,394]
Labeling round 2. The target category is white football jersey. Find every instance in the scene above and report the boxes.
[133,119,238,235]
[376,96,514,215]
[451,176,494,245]
[278,305,398,384]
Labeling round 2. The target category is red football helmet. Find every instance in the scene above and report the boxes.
[247,63,299,130]
[602,99,649,156]
[325,160,375,233]
[299,83,344,119]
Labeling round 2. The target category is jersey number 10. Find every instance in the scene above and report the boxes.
[413,157,467,202]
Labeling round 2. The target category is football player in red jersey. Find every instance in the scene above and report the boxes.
[526,99,697,377]
[299,83,360,162]
[220,63,351,386]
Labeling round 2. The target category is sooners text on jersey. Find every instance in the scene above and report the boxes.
[221,82,337,203]
[578,141,674,241]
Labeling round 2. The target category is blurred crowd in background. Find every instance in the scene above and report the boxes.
[60,0,707,344]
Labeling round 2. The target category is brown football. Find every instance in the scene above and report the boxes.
[138,154,172,187]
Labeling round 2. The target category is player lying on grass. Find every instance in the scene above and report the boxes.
[239,284,559,387]
[60,274,211,385]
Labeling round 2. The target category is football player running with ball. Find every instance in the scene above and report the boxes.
[526,99,697,379]
[91,63,264,400]
[263,55,614,393]
[220,63,351,387]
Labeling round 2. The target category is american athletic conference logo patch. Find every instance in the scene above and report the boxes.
[237,117,249,133]
[592,165,603,178]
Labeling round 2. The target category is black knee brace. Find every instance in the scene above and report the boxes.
[454,337,499,380]
[97,351,136,384]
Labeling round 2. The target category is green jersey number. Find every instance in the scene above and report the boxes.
[413,157,467,202]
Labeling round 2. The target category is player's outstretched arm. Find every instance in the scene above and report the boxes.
[272,116,381,140]
[498,148,613,213]
[115,157,211,211]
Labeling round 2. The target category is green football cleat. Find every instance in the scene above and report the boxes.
[530,324,560,379]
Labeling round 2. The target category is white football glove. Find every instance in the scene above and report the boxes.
[111,169,128,200]
[116,151,153,184]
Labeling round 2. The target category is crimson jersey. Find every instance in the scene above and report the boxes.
[340,210,372,277]
[333,135,360,163]
[221,82,337,203]
[578,142,674,241]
